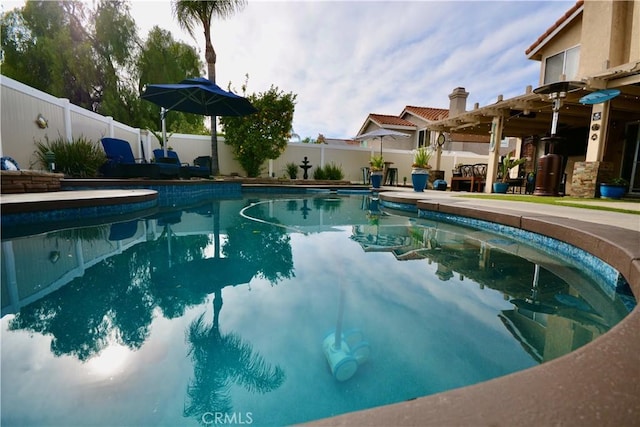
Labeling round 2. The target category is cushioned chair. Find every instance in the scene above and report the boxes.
[100,138,179,179]
[152,149,210,179]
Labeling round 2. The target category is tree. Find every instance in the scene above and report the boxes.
[136,26,207,137]
[1,1,209,137]
[0,0,137,117]
[172,0,247,176]
[220,85,296,177]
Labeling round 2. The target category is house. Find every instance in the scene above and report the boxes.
[427,0,640,197]
[355,90,493,156]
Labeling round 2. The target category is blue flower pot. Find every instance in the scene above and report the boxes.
[600,184,626,199]
[411,170,429,192]
[370,172,383,189]
[493,182,509,193]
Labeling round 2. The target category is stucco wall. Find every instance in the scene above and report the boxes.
[537,17,582,85]
[533,0,640,83]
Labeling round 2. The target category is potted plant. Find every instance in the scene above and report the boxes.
[493,152,526,193]
[369,154,384,189]
[284,162,299,179]
[411,147,433,192]
[600,177,628,199]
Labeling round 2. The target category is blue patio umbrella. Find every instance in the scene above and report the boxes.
[141,77,258,155]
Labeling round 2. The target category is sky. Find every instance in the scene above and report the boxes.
[4,0,576,140]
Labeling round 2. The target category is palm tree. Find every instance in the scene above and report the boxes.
[171,0,247,176]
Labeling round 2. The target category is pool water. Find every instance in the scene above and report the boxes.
[1,193,634,426]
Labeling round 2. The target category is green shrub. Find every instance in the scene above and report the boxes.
[313,166,326,180]
[284,162,298,179]
[312,163,344,180]
[323,163,344,180]
[34,135,106,177]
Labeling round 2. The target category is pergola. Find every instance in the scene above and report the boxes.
[426,65,640,193]
[428,84,638,138]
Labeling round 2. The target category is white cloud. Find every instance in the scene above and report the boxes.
[7,0,576,139]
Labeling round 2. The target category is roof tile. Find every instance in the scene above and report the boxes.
[404,106,449,121]
[369,114,416,127]
[526,0,583,56]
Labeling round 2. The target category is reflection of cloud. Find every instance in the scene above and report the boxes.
[86,343,131,378]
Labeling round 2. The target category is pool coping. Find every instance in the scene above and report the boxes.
[309,193,640,426]
[0,189,160,238]
[1,189,158,214]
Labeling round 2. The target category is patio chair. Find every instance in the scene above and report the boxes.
[100,138,179,179]
[152,149,210,179]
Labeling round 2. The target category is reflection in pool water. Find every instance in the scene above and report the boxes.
[1,194,634,426]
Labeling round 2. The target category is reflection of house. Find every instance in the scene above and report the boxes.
[500,303,605,363]
[350,224,413,252]
[427,0,640,197]
[389,222,630,362]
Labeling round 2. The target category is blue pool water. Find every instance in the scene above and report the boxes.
[1,193,634,426]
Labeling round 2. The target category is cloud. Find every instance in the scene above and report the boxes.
[15,0,575,140]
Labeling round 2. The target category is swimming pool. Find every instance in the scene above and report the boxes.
[1,193,634,426]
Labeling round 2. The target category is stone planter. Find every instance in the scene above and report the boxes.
[1,170,64,194]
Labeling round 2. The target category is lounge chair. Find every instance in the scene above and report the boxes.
[100,138,179,179]
[152,149,211,179]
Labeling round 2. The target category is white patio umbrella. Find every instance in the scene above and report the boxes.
[354,128,410,156]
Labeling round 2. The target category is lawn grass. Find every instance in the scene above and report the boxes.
[459,194,640,215]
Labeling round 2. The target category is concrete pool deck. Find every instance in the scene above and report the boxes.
[1,185,639,426]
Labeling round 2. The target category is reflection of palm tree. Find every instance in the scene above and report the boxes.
[184,198,285,422]
[184,306,285,421]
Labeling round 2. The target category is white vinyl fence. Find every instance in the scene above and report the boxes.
[1,75,488,182]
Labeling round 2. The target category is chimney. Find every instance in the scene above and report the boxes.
[448,87,469,117]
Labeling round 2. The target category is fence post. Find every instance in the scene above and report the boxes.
[107,116,114,138]
[62,98,72,141]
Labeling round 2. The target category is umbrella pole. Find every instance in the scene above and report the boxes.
[161,107,168,156]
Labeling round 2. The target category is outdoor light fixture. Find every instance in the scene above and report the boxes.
[49,250,60,264]
[35,113,48,129]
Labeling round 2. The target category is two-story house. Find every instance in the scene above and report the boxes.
[427,0,639,197]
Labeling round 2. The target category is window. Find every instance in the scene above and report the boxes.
[543,45,580,84]
[418,129,430,148]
